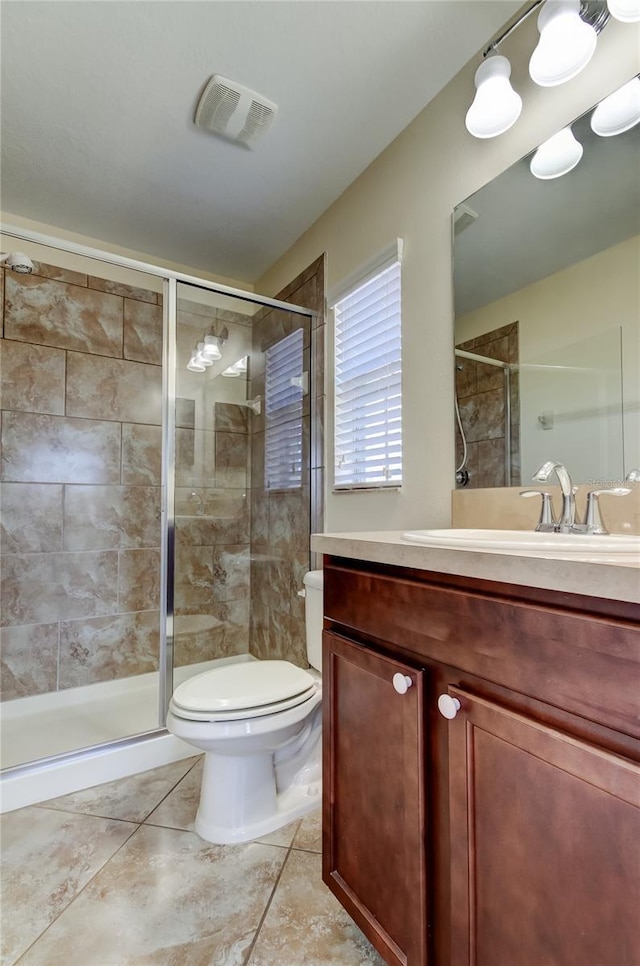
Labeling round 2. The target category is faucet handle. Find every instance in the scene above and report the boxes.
[520,489,557,532]
[584,487,632,535]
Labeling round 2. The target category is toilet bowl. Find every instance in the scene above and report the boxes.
[166,570,324,844]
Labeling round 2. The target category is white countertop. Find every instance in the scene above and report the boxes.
[311,531,640,605]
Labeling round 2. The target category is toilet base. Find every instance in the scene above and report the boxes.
[195,778,321,844]
[192,724,321,845]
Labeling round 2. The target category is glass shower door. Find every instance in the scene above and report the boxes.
[171,281,312,696]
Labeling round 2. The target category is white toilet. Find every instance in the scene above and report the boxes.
[166,569,323,844]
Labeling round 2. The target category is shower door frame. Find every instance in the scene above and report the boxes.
[0,223,319,770]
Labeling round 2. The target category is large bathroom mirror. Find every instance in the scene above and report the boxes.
[453,84,639,489]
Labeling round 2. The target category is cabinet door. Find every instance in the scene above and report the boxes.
[444,687,640,966]
[323,631,428,966]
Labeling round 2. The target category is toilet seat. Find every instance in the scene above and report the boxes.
[170,660,317,722]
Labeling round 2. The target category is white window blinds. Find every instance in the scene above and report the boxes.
[264,328,304,491]
[333,251,402,490]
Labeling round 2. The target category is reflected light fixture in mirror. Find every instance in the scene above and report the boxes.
[591,76,640,134]
[200,334,222,361]
[530,125,584,177]
[187,353,206,373]
[529,0,597,86]
[221,357,248,377]
[465,55,522,138]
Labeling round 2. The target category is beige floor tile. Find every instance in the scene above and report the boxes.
[39,757,200,823]
[292,807,321,852]
[18,824,287,966]
[144,757,202,831]
[247,850,385,966]
[0,806,134,965]
[256,819,300,848]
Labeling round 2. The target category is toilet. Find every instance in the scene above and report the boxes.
[166,569,323,844]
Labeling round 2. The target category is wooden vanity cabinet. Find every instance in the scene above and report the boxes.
[322,631,429,966]
[321,556,640,966]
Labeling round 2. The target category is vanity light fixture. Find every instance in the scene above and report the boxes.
[465,0,636,140]
[607,0,640,20]
[591,75,640,135]
[530,125,584,178]
[221,356,248,377]
[187,353,206,372]
[529,0,598,87]
[200,334,222,361]
[185,326,228,373]
[194,342,214,367]
[465,54,523,138]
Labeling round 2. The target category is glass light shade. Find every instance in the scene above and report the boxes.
[200,335,222,360]
[530,126,583,179]
[234,356,248,372]
[465,55,522,139]
[529,0,597,87]
[194,342,213,367]
[591,77,640,136]
[607,0,640,21]
[221,364,241,377]
[187,357,206,372]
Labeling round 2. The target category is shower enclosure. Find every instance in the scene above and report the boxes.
[0,228,324,808]
[454,322,520,488]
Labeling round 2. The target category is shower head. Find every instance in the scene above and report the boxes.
[0,252,34,274]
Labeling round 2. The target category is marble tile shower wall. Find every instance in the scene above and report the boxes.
[249,257,325,668]
[0,263,164,702]
[456,321,521,489]
[173,396,251,666]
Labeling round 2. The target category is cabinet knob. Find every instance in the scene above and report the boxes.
[437,694,461,720]
[392,673,413,695]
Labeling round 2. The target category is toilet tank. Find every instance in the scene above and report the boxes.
[303,570,324,671]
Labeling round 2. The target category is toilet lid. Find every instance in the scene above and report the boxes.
[171,660,316,715]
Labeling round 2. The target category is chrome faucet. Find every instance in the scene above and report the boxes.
[529,461,632,535]
[532,460,576,532]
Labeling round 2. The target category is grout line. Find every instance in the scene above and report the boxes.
[242,832,298,966]
[138,754,203,824]
[13,816,140,965]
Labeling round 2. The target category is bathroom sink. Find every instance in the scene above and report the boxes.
[401,528,640,557]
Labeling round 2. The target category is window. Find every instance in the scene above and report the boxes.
[264,328,305,491]
[332,242,402,490]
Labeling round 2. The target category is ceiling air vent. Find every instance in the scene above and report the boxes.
[194,75,278,149]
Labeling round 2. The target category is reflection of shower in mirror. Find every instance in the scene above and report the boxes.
[454,347,514,488]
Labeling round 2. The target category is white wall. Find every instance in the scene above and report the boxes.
[457,236,640,484]
[257,16,640,533]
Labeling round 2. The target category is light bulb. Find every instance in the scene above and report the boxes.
[200,335,222,361]
[465,55,522,139]
[529,0,597,87]
[530,126,583,179]
[607,0,640,21]
[591,77,640,136]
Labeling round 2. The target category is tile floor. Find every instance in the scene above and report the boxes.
[1,757,385,966]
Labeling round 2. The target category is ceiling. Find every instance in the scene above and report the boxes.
[1,1,521,283]
[453,104,640,317]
